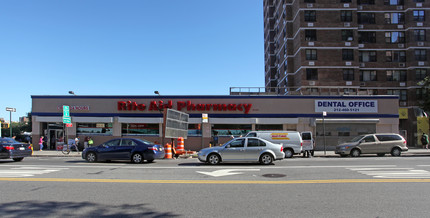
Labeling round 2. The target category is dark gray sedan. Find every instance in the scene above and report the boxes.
[0,138,32,161]
[198,137,284,165]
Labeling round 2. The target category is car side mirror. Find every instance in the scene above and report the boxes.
[225,145,230,148]
[103,144,108,148]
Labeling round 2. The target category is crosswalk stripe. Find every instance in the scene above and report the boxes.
[347,167,430,179]
[0,167,67,178]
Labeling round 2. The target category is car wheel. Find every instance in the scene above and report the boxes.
[86,152,97,163]
[377,153,385,157]
[350,149,361,157]
[132,153,143,163]
[260,153,273,165]
[13,157,24,162]
[284,149,294,158]
[391,147,401,157]
[147,159,154,163]
[207,153,221,165]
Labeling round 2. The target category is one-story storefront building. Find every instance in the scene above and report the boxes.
[31,95,399,151]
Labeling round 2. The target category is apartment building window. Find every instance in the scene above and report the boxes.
[358,13,376,24]
[417,89,426,100]
[341,0,352,2]
[414,10,425,22]
[342,49,354,61]
[414,0,424,2]
[343,69,354,81]
[359,51,377,62]
[416,69,427,81]
[358,0,375,5]
[358,32,376,43]
[385,32,405,43]
[304,11,316,22]
[386,70,407,82]
[414,29,426,41]
[305,29,317,41]
[385,13,405,24]
[360,70,377,81]
[387,90,407,101]
[304,0,315,2]
[386,51,406,62]
[342,30,354,41]
[306,69,318,80]
[341,11,353,22]
[415,49,427,61]
[306,49,317,60]
[384,0,404,5]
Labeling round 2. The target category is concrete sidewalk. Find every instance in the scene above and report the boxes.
[30,148,430,158]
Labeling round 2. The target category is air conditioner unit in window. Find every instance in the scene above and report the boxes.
[344,23,350,27]
[397,6,403,10]
[309,81,315,86]
[346,81,352,86]
[358,25,364,29]
[398,44,404,48]
[360,82,366,86]
[400,82,406,87]
[344,3,350,8]
[307,4,313,8]
[358,6,363,10]
[360,63,365,67]
[418,42,424,46]
[399,63,406,67]
[400,101,407,106]
[347,37,353,41]
[284,54,286,58]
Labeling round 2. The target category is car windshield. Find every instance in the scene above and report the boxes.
[222,138,236,147]
[348,135,365,142]
[0,138,18,144]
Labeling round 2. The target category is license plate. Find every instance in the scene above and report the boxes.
[19,147,25,150]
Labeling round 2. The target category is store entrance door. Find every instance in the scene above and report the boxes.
[48,129,64,151]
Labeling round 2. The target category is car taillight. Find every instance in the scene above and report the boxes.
[28,145,32,149]
[301,142,303,147]
[5,146,14,150]
[148,147,157,151]
[280,147,283,152]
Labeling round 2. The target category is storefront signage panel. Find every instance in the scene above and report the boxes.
[117,100,253,114]
[315,100,378,113]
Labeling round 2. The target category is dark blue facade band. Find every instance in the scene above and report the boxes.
[31,112,398,119]
[31,95,399,100]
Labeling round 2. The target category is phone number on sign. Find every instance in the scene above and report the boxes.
[334,108,359,112]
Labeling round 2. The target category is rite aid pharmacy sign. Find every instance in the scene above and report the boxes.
[315,100,378,113]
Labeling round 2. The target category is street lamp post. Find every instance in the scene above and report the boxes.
[322,111,327,156]
[6,107,16,138]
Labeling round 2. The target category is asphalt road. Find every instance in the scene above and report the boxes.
[1,156,430,217]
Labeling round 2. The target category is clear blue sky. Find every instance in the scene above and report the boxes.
[0,0,264,121]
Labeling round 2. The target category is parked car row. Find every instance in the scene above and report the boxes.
[0,131,410,165]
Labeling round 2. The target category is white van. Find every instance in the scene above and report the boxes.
[244,131,302,158]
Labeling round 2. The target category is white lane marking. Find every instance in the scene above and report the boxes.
[347,167,430,179]
[0,164,397,169]
[196,169,260,177]
[0,167,67,178]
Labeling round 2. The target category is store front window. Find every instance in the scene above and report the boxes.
[256,124,283,131]
[77,123,113,135]
[212,124,252,137]
[122,123,159,136]
[188,124,202,136]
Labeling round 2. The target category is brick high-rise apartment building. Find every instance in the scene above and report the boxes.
[263,0,429,146]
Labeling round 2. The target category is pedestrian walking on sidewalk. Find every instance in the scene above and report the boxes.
[421,133,429,149]
[39,136,44,151]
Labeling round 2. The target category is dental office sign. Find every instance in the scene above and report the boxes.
[315,100,378,113]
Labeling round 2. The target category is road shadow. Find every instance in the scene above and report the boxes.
[0,200,181,218]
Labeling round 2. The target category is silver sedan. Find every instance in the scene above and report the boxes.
[198,137,284,165]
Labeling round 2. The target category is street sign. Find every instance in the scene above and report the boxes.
[63,116,71,124]
[63,105,70,117]
[63,105,71,124]
[66,123,73,127]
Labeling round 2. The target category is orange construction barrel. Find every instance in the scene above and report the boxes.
[164,143,172,159]
[176,137,185,155]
